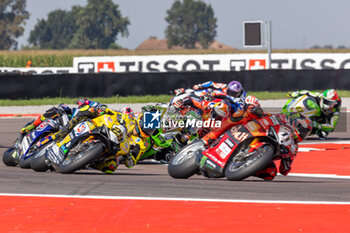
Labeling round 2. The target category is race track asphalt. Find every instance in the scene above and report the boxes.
[1,117,350,202]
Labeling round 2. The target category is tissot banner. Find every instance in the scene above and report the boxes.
[0,67,73,74]
[73,53,350,73]
[2,53,350,74]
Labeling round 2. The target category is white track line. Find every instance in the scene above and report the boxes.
[0,116,37,119]
[301,140,350,145]
[0,193,349,205]
[298,147,324,152]
[286,173,350,179]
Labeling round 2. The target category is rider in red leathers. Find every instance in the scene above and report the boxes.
[254,113,312,180]
[175,81,311,180]
[201,103,312,180]
[201,104,264,145]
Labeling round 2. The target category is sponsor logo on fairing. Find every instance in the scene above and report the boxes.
[205,159,217,169]
[224,138,234,148]
[216,142,232,159]
[76,123,86,135]
[245,121,260,133]
[37,122,48,131]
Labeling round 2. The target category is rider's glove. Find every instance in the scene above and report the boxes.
[174,88,185,96]
[124,154,137,168]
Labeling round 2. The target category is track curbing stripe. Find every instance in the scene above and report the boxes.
[0,193,349,204]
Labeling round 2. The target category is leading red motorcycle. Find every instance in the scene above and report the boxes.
[168,113,312,181]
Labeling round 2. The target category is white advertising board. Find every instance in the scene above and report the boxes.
[0,67,74,74]
[2,53,350,74]
[73,53,350,73]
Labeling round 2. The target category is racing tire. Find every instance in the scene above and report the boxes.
[225,144,274,181]
[30,142,55,172]
[30,153,49,172]
[168,140,204,179]
[58,142,104,174]
[2,148,18,166]
[19,157,31,168]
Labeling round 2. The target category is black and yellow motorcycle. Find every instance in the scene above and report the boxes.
[30,112,133,174]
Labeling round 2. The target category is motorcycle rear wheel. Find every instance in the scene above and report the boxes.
[58,141,104,174]
[225,144,274,181]
[168,140,204,179]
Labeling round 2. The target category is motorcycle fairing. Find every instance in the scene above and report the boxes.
[200,124,256,176]
[20,119,59,160]
[198,115,282,177]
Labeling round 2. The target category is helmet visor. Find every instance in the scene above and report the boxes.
[322,98,337,109]
[227,88,243,98]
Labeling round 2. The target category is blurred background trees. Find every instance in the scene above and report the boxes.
[0,0,29,49]
[165,0,217,49]
[28,0,129,49]
[2,0,219,50]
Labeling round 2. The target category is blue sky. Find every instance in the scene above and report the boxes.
[18,0,350,50]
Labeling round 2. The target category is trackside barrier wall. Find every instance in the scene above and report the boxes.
[0,69,350,99]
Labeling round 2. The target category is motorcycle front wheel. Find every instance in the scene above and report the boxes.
[58,141,104,174]
[225,144,274,181]
[168,140,204,179]
[2,147,18,166]
[30,142,55,172]
[19,157,31,168]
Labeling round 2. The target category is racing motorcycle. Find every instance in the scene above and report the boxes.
[145,89,237,163]
[168,114,298,181]
[139,102,202,163]
[2,114,69,168]
[282,93,326,137]
[30,112,129,174]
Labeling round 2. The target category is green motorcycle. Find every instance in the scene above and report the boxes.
[281,92,340,139]
[140,103,202,163]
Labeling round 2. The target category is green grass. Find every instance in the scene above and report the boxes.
[0,90,349,106]
[0,95,174,106]
[2,48,350,67]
